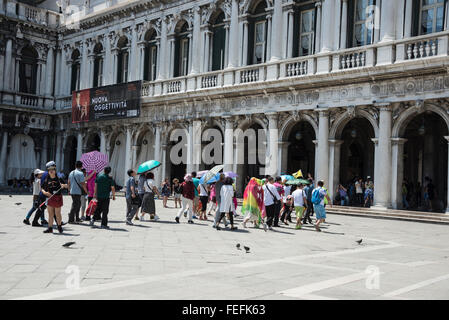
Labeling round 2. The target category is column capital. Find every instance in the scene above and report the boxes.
[328,139,344,146]
[391,137,408,145]
[315,1,322,8]
[373,102,392,111]
[371,138,379,145]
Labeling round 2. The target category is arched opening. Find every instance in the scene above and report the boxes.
[174,21,190,77]
[19,46,38,94]
[248,0,268,65]
[244,123,264,178]
[64,135,77,173]
[339,117,375,188]
[109,132,126,187]
[136,131,155,167]
[116,37,129,84]
[403,112,448,212]
[86,133,100,152]
[144,29,158,81]
[200,125,223,171]
[6,134,37,180]
[70,49,81,92]
[211,11,226,71]
[168,133,187,183]
[286,121,316,176]
[93,43,104,87]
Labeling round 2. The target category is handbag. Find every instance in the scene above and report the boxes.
[72,171,87,196]
[266,185,280,206]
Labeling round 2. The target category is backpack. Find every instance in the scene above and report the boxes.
[311,188,324,205]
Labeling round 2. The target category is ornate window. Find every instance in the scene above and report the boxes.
[211,11,226,71]
[70,49,81,92]
[299,9,315,56]
[93,43,103,88]
[144,30,158,81]
[174,21,190,77]
[419,0,445,35]
[248,1,268,65]
[19,46,38,94]
[117,37,129,84]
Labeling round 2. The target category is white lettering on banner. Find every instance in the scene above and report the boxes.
[91,96,108,104]
[93,101,128,111]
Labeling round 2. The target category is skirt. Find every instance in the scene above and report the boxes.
[48,195,63,208]
[142,192,155,214]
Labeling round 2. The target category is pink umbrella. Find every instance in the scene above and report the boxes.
[80,151,109,173]
[196,170,208,178]
[224,171,238,178]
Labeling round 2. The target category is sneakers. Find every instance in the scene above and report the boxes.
[126,220,134,226]
[43,227,53,233]
[188,220,194,224]
[153,215,160,221]
[216,226,221,230]
[192,215,198,219]
[263,223,268,232]
[89,219,95,227]
[23,219,30,225]
[175,217,180,223]
[268,226,273,231]
[32,221,41,227]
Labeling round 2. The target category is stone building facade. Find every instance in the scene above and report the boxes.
[1,0,449,212]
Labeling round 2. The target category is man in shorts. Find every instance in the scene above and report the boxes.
[311,180,331,232]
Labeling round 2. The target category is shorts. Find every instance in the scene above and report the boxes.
[295,206,305,219]
[174,193,182,199]
[314,204,326,220]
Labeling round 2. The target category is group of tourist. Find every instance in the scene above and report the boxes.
[21,158,335,233]
[335,177,374,208]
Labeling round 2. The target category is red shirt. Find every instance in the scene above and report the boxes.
[182,181,195,200]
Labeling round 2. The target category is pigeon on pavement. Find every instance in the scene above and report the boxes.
[236,243,241,250]
[244,246,250,253]
[14,202,22,206]
[356,239,363,245]
[62,242,76,248]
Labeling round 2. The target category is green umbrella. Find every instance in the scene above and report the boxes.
[137,160,161,174]
[285,179,311,186]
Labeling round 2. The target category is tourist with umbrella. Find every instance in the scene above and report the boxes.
[137,160,162,221]
[90,166,116,229]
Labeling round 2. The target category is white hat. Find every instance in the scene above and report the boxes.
[46,161,56,169]
[34,169,44,175]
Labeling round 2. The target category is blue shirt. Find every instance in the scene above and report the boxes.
[126,177,136,199]
[192,178,200,197]
[68,169,85,195]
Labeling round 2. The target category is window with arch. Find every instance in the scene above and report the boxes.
[211,11,226,71]
[419,0,445,35]
[70,49,81,93]
[174,21,190,77]
[347,0,376,48]
[93,43,104,88]
[144,30,158,81]
[248,1,268,65]
[19,46,38,94]
[117,37,129,84]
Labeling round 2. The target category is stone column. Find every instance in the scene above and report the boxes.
[44,46,54,96]
[328,139,344,202]
[129,25,138,81]
[320,0,335,52]
[317,110,329,185]
[186,121,193,173]
[340,0,348,49]
[286,10,294,58]
[242,20,249,66]
[41,135,48,169]
[161,143,168,186]
[266,113,279,177]
[0,132,8,185]
[35,62,42,95]
[158,17,168,80]
[380,0,396,42]
[404,0,413,38]
[227,0,239,68]
[191,6,201,74]
[266,14,272,61]
[3,39,13,91]
[188,33,193,74]
[54,48,61,96]
[391,138,407,209]
[203,30,211,72]
[111,49,118,84]
[224,117,234,172]
[104,33,112,85]
[278,141,290,175]
[80,40,89,89]
[224,24,230,67]
[192,120,201,172]
[87,54,94,88]
[61,134,68,172]
[373,105,392,209]
[76,131,83,161]
[154,125,162,186]
[334,0,342,50]
[315,2,322,54]
[445,136,449,213]
[100,129,106,154]
[124,126,133,186]
[270,0,283,61]
[168,37,176,78]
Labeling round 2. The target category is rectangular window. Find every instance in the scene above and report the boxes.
[299,9,315,56]
[420,0,445,35]
[150,46,157,81]
[122,51,129,83]
[353,0,375,47]
[180,38,189,76]
[254,21,266,64]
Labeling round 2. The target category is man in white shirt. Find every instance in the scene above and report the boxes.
[292,184,307,230]
[263,176,281,230]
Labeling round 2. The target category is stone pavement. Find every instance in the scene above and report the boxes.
[1,195,449,300]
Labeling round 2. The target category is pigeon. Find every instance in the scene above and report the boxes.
[8,195,12,198]
[236,243,241,250]
[14,202,22,206]
[244,246,250,253]
[356,239,363,245]
[62,241,76,248]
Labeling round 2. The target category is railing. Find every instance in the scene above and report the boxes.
[339,50,367,69]
[285,60,308,77]
[406,38,438,60]
[3,0,61,27]
[201,74,218,88]
[166,80,182,93]
[240,68,260,83]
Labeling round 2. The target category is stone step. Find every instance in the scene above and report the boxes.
[329,205,449,218]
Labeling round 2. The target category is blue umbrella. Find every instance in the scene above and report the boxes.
[281,175,294,181]
[137,160,161,174]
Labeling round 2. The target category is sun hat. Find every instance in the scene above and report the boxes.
[34,169,44,175]
[184,174,192,182]
[46,161,56,170]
